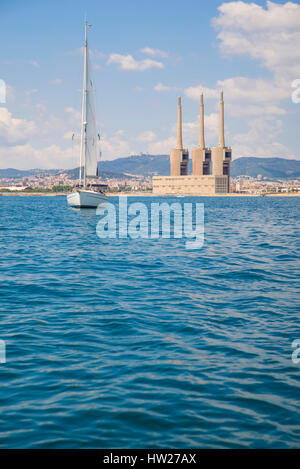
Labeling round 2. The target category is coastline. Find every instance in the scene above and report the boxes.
[0,192,66,196]
[108,192,300,197]
[1,191,300,197]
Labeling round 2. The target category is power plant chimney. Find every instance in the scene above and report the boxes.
[199,93,205,149]
[192,93,211,176]
[211,90,232,192]
[219,90,225,148]
[170,96,189,176]
[154,92,232,195]
[176,96,183,150]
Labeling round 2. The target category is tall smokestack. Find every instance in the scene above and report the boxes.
[219,90,225,147]
[199,93,205,149]
[176,96,183,149]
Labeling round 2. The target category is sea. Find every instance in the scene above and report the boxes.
[0,195,299,449]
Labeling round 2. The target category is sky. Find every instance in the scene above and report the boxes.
[0,0,299,169]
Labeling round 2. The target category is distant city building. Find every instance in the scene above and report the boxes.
[153,92,231,195]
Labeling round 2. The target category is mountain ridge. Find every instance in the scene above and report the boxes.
[0,156,299,179]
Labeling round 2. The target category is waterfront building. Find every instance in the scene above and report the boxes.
[153,93,231,195]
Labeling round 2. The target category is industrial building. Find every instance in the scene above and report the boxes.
[169,97,189,176]
[152,91,231,195]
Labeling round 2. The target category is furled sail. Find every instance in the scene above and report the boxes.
[84,41,98,178]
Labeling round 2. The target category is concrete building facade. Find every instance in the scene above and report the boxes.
[152,93,231,195]
[152,175,229,195]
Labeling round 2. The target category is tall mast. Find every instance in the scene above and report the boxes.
[83,21,88,188]
[79,22,87,186]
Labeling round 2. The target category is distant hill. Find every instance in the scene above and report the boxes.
[101,154,170,177]
[102,155,300,179]
[0,166,133,180]
[0,156,299,180]
[230,157,300,178]
[63,167,133,180]
[0,168,58,178]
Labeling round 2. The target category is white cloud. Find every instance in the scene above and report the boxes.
[101,130,131,160]
[63,131,76,141]
[29,105,82,142]
[232,116,295,159]
[51,78,62,85]
[183,0,300,164]
[185,77,289,117]
[107,53,164,71]
[68,46,84,56]
[65,106,81,128]
[0,83,15,104]
[154,83,179,92]
[5,85,15,103]
[228,104,286,117]
[184,113,219,145]
[92,50,106,59]
[0,105,82,169]
[219,77,289,103]
[148,136,176,155]
[68,48,105,59]
[232,138,295,160]
[185,85,218,101]
[0,143,74,169]
[0,108,36,144]
[185,77,289,103]
[140,47,168,58]
[146,112,219,154]
[213,1,300,81]
[35,103,47,113]
[136,130,156,142]
[25,88,38,97]
[197,1,300,159]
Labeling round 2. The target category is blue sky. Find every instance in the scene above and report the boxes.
[0,0,299,169]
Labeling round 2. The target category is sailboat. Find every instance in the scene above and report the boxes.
[67,22,107,208]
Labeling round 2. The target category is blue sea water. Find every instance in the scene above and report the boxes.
[0,195,299,449]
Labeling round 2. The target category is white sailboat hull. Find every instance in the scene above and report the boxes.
[67,190,107,208]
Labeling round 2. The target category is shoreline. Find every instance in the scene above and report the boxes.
[1,191,300,197]
[0,192,66,196]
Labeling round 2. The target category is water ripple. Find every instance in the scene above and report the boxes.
[0,195,299,448]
